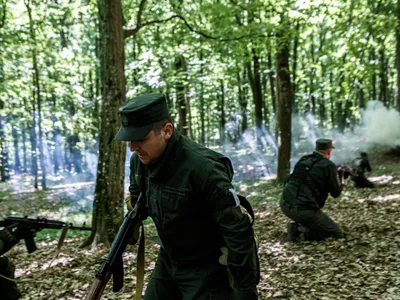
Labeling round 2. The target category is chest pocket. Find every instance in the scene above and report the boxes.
[160,186,192,221]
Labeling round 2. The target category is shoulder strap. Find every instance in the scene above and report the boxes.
[238,194,255,225]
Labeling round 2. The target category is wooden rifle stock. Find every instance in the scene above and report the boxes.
[85,276,110,300]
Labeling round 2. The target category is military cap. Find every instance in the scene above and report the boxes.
[115,93,170,141]
[315,138,335,150]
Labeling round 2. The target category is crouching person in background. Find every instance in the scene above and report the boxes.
[280,139,344,242]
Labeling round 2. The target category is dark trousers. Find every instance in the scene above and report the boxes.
[280,202,343,241]
[144,249,232,300]
[0,257,21,300]
[352,174,374,188]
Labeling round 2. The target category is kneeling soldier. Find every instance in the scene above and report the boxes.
[280,139,344,241]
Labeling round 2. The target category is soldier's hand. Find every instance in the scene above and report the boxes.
[127,219,142,245]
[125,196,133,211]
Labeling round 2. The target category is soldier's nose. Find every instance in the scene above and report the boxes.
[130,142,139,152]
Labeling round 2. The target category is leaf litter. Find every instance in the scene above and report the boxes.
[2,158,400,299]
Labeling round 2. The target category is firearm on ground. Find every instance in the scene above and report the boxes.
[86,194,143,300]
[0,216,92,255]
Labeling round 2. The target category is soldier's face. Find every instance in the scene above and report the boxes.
[129,124,173,165]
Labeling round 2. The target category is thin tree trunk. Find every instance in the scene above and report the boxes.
[200,51,205,145]
[175,56,189,137]
[26,0,46,189]
[379,46,388,106]
[267,52,277,140]
[262,72,270,130]
[397,0,400,111]
[248,49,263,130]
[0,116,9,181]
[12,127,21,175]
[292,21,300,108]
[358,79,366,109]
[219,79,225,145]
[370,49,377,100]
[238,67,248,134]
[276,15,293,184]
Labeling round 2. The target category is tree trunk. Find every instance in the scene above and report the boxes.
[292,21,300,109]
[370,49,377,100]
[261,71,270,130]
[0,116,9,182]
[276,15,293,184]
[0,24,8,181]
[84,0,126,247]
[219,79,225,145]
[248,49,263,130]
[29,121,38,188]
[238,68,248,134]
[26,0,47,189]
[175,56,189,137]
[397,0,400,111]
[12,127,21,175]
[358,79,366,109]
[329,72,335,127]
[267,52,277,140]
[199,51,205,145]
[379,46,388,106]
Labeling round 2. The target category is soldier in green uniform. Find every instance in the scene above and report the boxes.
[0,228,22,300]
[115,93,259,299]
[280,139,344,242]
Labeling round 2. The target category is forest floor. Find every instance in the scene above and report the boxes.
[1,152,400,300]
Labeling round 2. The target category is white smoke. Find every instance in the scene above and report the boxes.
[360,101,400,147]
[291,101,400,166]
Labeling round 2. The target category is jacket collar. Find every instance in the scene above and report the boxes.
[147,127,181,179]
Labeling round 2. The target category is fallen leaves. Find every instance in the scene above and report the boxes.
[2,160,400,299]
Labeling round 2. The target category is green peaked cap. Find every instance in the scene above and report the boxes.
[115,93,170,141]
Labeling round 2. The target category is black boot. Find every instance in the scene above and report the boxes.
[287,222,301,242]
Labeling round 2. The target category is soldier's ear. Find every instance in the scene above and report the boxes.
[163,123,173,140]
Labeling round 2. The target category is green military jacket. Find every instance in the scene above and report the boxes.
[282,152,342,210]
[129,129,259,290]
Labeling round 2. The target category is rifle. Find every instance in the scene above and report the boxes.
[337,165,355,180]
[0,216,92,255]
[86,193,144,300]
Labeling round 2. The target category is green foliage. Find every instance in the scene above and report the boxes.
[1,0,399,174]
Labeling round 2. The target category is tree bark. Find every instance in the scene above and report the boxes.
[247,49,263,130]
[397,0,400,111]
[12,127,21,175]
[200,50,205,145]
[276,15,293,184]
[26,0,47,189]
[378,46,388,106]
[238,67,248,134]
[370,49,377,100]
[267,52,277,140]
[84,0,126,247]
[175,56,189,137]
[219,79,225,145]
[291,21,300,110]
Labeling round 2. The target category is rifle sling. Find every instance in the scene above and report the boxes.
[135,224,145,300]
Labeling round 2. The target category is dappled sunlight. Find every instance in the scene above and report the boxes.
[368,175,393,184]
[358,193,400,203]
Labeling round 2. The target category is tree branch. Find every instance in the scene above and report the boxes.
[124,13,270,41]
